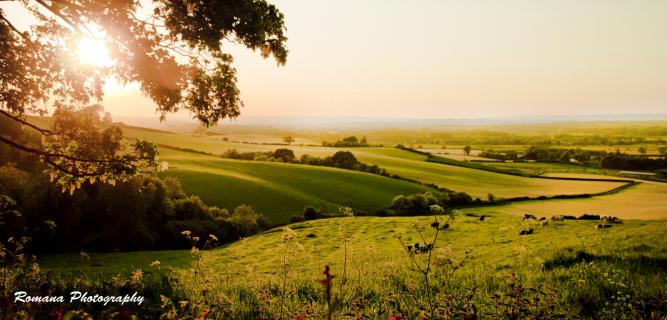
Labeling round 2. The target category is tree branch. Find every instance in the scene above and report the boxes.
[34,0,97,39]
[0,133,114,164]
[0,13,24,37]
[0,110,54,135]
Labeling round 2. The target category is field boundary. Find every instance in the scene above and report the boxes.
[398,146,637,183]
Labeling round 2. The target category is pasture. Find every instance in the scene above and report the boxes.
[499,180,667,220]
[39,208,667,318]
[159,148,432,223]
[351,148,627,199]
[40,205,667,278]
[127,125,630,202]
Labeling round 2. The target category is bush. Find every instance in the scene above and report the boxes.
[273,148,296,162]
[303,206,318,220]
[390,192,439,216]
[330,151,358,169]
[225,205,269,237]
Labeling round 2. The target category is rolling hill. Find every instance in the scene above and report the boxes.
[124,126,627,201]
[159,148,431,223]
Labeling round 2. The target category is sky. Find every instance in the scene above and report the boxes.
[3,0,667,122]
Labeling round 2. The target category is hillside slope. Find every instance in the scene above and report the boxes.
[160,148,431,223]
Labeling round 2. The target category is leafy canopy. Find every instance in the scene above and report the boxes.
[0,0,287,192]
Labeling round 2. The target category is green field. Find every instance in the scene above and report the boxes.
[159,148,431,223]
[126,127,629,203]
[350,148,626,199]
[39,207,667,318]
[27,125,667,319]
[498,180,667,220]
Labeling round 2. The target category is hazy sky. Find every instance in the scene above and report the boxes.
[4,0,667,121]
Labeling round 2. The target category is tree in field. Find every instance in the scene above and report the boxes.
[273,148,295,163]
[283,136,294,145]
[330,151,358,169]
[342,136,359,144]
[638,147,647,156]
[463,145,472,156]
[0,1,288,192]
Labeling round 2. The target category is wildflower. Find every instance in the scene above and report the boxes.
[159,161,169,171]
[389,316,402,320]
[429,204,444,214]
[131,268,144,284]
[209,234,218,242]
[191,246,200,255]
[179,300,189,309]
[181,230,192,236]
[282,227,297,241]
[160,295,172,308]
[150,260,161,270]
[339,206,354,217]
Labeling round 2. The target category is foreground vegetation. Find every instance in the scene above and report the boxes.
[30,206,667,319]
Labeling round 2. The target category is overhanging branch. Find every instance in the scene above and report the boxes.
[0,109,54,135]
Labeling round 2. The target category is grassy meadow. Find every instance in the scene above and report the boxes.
[159,148,431,223]
[38,206,667,318]
[25,124,667,319]
[127,126,629,203]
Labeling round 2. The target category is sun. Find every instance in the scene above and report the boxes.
[76,38,113,67]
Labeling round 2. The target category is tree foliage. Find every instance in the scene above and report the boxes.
[0,0,288,191]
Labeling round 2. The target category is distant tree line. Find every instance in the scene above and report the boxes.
[322,136,369,147]
[600,155,667,171]
[480,146,667,172]
[362,126,667,146]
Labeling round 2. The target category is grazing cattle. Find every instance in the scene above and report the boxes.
[595,224,612,229]
[551,215,564,222]
[518,229,534,235]
[539,217,546,221]
[479,215,486,221]
[563,215,577,220]
[579,214,601,220]
[601,216,623,224]
[523,214,537,220]
[540,220,549,227]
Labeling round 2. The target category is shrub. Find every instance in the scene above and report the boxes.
[273,148,296,162]
[225,205,269,237]
[303,206,318,220]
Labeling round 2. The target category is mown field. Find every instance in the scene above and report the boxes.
[500,180,667,220]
